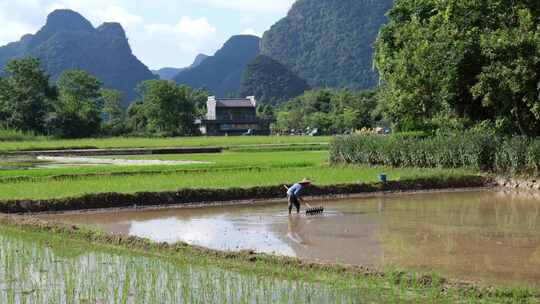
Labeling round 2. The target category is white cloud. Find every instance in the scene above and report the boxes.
[240,28,259,37]
[140,16,219,68]
[178,16,216,38]
[45,0,142,30]
[189,0,296,12]
[0,0,46,45]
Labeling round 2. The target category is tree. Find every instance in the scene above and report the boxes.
[100,89,125,135]
[129,80,205,136]
[50,70,103,138]
[0,58,56,133]
[273,89,379,134]
[375,0,540,135]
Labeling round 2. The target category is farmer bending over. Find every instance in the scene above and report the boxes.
[284,178,312,214]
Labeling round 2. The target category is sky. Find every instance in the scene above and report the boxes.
[0,0,296,69]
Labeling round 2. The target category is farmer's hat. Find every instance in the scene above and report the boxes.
[299,178,312,184]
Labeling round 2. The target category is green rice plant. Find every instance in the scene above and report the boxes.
[0,151,329,182]
[0,165,471,200]
[0,136,331,153]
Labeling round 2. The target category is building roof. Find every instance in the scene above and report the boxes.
[215,98,255,108]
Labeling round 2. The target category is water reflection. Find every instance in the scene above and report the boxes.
[45,190,540,287]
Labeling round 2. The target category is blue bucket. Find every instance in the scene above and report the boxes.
[378,174,387,183]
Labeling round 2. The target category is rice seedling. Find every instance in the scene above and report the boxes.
[0,136,331,153]
[0,165,472,200]
[0,225,533,303]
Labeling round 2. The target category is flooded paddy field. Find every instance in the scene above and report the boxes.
[45,189,540,289]
[0,155,209,170]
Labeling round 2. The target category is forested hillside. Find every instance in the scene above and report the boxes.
[240,55,310,105]
[174,35,260,97]
[261,0,394,90]
[0,9,156,106]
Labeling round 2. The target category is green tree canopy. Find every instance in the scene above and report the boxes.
[0,58,56,133]
[50,70,103,138]
[100,89,125,135]
[274,89,379,134]
[128,80,206,136]
[375,0,540,135]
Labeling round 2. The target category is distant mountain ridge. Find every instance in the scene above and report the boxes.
[240,55,310,105]
[153,54,209,80]
[261,0,394,90]
[174,35,260,97]
[0,9,156,106]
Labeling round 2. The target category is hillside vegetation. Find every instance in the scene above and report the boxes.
[240,55,310,105]
[174,35,260,97]
[261,0,394,90]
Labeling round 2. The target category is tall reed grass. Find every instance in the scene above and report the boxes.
[330,132,540,176]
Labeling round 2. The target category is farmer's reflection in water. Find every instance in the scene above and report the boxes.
[287,215,311,245]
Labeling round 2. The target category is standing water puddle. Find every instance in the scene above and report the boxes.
[44,189,540,288]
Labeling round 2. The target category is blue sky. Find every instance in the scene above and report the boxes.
[0,0,296,69]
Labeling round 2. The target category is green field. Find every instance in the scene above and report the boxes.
[0,136,331,152]
[0,151,327,179]
[0,150,472,200]
[0,165,470,200]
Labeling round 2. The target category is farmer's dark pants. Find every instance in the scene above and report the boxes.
[288,195,300,214]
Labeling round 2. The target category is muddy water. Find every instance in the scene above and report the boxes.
[45,190,540,287]
[0,155,209,170]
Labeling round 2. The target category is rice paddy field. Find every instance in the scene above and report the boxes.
[0,150,472,200]
[0,136,331,152]
[0,136,536,303]
[0,225,531,304]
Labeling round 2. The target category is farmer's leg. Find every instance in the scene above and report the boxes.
[294,197,300,214]
[288,196,294,214]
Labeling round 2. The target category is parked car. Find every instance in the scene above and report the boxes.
[242,129,255,136]
[308,128,320,136]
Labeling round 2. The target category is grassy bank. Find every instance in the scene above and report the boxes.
[0,136,331,152]
[0,219,535,303]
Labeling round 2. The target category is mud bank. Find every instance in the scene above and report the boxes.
[1,215,533,301]
[495,176,540,190]
[0,175,488,214]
